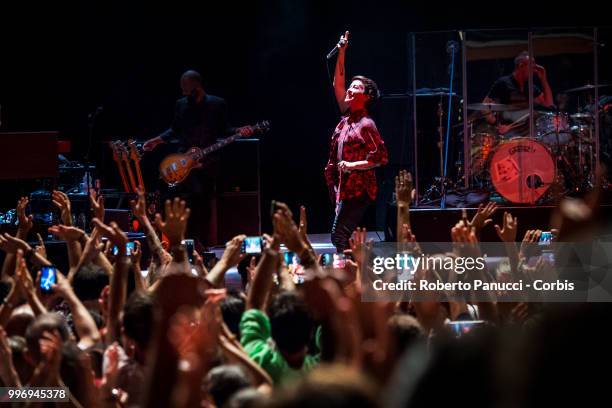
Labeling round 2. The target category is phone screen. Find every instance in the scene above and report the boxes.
[284,251,304,278]
[320,253,333,267]
[40,266,57,293]
[113,242,135,256]
[182,239,195,263]
[538,231,552,246]
[242,237,263,254]
[448,320,485,337]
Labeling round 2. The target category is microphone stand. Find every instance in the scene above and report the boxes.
[84,107,102,197]
[441,41,458,209]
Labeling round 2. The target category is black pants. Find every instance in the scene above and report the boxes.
[331,195,372,252]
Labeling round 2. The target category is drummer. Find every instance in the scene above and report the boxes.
[483,51,554,137]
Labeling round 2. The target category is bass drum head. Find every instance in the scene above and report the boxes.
[489,138,555,204]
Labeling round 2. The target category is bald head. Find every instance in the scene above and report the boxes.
[181,70,204,97]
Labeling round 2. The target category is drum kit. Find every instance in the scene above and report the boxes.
[467,83,609,204]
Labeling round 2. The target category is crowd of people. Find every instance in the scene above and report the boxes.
[0,170,610,408]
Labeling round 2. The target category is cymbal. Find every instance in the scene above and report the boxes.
[466,103,519,112]
[415,87,459,97]
[564,84,611,93]
[415,92,459,97]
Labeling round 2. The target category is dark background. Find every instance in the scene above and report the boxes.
[1,1,610,234]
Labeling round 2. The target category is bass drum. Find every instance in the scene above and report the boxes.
[489,138,555,204]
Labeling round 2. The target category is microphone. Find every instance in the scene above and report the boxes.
[326,37,347,60]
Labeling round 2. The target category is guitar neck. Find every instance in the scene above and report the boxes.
[199,133,244,157]
[188,121,268,160]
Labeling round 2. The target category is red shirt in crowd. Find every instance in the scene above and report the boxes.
[324,109,388,202]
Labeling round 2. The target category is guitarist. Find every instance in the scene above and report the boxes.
[142,70,253,246]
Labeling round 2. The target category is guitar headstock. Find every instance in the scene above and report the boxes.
[127,139,142,160]
[115,141,129,161]
[252,120,271,134]
[110,141,124,161]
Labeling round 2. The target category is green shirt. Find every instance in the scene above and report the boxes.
[240,308,319,384]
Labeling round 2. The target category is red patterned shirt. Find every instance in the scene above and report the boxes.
[324,110,388,202]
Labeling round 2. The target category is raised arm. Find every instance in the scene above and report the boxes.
[534,64,553,107]
[52,270,101,349]
[395,170,415,239]
[131,189,169,265]
[48,225,84,276]
[154,197,192,276]
[494,211,520,279]
[92,218,130,344]
[246,234,280,311]
[333,31,349,113]
[0,233,52,269]
[51,190,73,226]
[2,197,34,279]
[71,227,112,281]
[14,250,47,316]
[206,235,246,288]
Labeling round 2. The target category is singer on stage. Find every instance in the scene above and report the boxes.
[324,31,388,252]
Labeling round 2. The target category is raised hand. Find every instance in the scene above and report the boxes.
[92,218,128,256]
[273,202,307,253]
[168,289,227,358]
[16,196,34,234]
[262,233,280,251]
[451,220,480,258]
[219,235,246,269]
[395,170,415,206]
[89,190,105,222]
[34,233,47,259]
[470,202,498,233]
[338,30,349,51]
[50,268,72,298]
[154,198,191,246]
[80,228,105,266]
[129,188,147,221]
[101,342,121,393]
[142,136,163,152]
[52,190,72,226]
[192,249,208,278]
[534,64,547,80]
[130,240,142,266]
[519,229,541,259]
[14,250,35,295]
[495,211,518,243]
[0,233,31,255]
[348,227,369,265]
[48,225,85,242]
